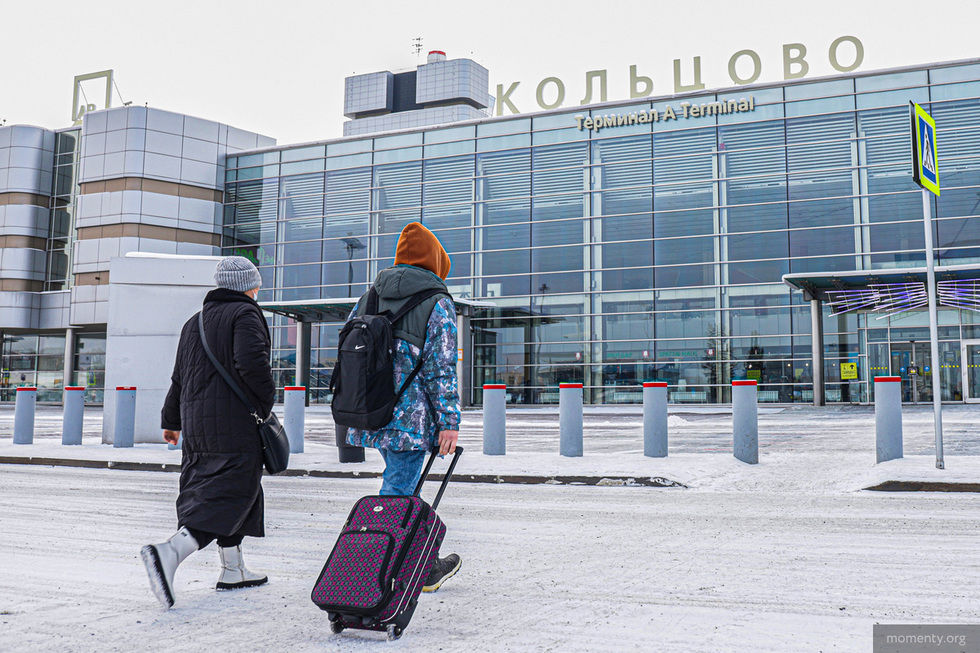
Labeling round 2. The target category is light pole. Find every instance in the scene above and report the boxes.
[340,237,365,298]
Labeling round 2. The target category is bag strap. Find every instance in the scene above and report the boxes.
[393,351,426,405]
[389,288,451,403]
[361,286,450,322]
[364,286,379,315]
[197,311,264,425]
[388,287,449,324]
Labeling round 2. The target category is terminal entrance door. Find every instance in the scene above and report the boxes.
[889,342,932,403]
[961,340,980,403]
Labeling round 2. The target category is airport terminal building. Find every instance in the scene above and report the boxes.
[4,53,980,406]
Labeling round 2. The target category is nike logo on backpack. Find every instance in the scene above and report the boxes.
[355,345,366,350]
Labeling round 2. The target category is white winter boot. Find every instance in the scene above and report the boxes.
[216,545,269,590]
[140,527,199,609]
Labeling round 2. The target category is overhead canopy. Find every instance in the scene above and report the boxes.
[783,263,980,301]
[260,297,495,322]
[259,298,358,322]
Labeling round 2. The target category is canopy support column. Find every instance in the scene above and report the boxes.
[807,293,825,407]
[296,319,311,407]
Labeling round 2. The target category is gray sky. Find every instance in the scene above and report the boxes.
[2,0,978,145]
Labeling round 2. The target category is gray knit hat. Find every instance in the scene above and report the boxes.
[214,256,262,292]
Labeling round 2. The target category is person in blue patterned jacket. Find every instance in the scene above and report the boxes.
[345,221,461,592]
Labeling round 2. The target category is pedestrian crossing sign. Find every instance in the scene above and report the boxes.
[910,102,940,196]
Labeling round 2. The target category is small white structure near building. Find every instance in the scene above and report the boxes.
[102,253,221,444]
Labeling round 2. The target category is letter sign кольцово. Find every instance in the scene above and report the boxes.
[495,36,865,116]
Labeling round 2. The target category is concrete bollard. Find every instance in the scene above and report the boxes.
[62,387,85,445]
[732,380,759,464]
[113,386,136,448]
[483,384,507,455]
[284,386,306,454]
[643,382,668,457]
[13,387,36,445]
[875,376,903,463]
[559,382,583,457]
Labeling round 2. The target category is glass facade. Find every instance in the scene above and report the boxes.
[46,129,79,292]
[220,61,980,405]
[1,333,65,402]
[0,332,105,403]
[72,333,106,404]
[0,127,89,403]
[0,120,107,404]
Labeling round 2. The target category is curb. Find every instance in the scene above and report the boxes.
[10,456,977,492]
[0,456,687,488]
[864,480,980,493]
[0,456,182,473]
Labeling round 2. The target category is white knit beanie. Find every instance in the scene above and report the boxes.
[214,256,262,292]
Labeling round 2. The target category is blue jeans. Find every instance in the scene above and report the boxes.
[379,449,426,496]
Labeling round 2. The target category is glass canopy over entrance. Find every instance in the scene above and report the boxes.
[784,264,980,404]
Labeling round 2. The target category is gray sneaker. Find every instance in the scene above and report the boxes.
[422,554,461,593]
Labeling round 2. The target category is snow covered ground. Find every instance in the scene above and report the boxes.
[1,403,979,652]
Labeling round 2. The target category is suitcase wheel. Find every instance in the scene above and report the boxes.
[327,614,345,634]
[386,625,402,641]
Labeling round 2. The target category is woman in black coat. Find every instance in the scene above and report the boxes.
[141,256,276,610]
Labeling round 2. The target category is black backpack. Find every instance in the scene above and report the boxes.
[330,287,448,430]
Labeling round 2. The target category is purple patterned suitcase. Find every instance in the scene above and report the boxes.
[311,447,462,640]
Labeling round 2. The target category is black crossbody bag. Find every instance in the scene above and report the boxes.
[197,311,289,475]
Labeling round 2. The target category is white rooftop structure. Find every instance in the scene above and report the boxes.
[343,51,492,136]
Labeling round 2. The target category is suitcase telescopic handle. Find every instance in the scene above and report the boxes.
[413,446,463,511]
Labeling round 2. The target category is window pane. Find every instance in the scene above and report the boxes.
[727,232,788,261]
[655,208,714,238]
[727,260,788,284]
[789,226,857,257]
[656,264,715,288]
[656,235,715,265]
[281,232,322,264]
[789,197,855,228]
[655,128,715,185]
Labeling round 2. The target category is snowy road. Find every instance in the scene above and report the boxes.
[2,462,979,652]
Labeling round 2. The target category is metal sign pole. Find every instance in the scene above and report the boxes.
[921,187,944,469]
[911,101,944,470]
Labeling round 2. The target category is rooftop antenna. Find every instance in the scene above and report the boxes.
[412,37,423,59]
